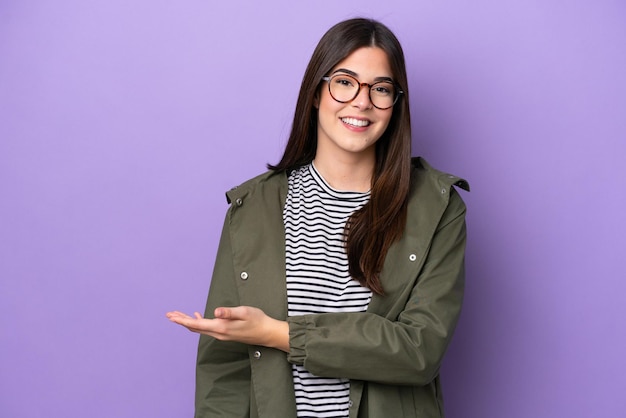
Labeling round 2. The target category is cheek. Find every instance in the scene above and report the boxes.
[381,111,394,130]
[317,95,342,119]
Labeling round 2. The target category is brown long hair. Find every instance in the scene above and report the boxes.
[269,18,412,295]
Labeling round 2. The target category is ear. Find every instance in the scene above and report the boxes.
[313,92,320,109]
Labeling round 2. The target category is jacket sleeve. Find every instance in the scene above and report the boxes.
[287,188,467,386]
[195,210,252,417]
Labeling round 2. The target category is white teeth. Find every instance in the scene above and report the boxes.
[341,117,370,127]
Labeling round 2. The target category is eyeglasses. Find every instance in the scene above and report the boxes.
[321,73,403,110]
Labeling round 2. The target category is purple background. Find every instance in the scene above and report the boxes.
[1,1,625,417]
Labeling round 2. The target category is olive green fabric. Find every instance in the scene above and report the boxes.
[195,157,469,418]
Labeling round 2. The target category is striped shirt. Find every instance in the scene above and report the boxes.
[284,163,372,417]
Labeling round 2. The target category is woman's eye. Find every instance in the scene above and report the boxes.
[335,78,354,87]
[373,85,393,96]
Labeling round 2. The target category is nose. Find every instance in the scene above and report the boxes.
[352,83,373,110]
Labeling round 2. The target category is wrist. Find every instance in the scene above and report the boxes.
[266,318,290,353]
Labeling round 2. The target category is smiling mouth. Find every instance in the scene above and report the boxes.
[341,117,371,127]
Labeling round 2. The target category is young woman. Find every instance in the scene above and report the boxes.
[167,18,469,418]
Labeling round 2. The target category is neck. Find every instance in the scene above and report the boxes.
[313,151,375,192]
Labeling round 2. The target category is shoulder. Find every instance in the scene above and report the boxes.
[408,157,470,221]
[223,169,289,206]
[411,157,469,194]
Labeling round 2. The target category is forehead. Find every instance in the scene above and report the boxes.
[331,47,392,79]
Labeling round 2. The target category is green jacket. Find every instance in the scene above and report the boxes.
[196,157,469,418]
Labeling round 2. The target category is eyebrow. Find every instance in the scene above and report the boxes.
[331,68,394,83]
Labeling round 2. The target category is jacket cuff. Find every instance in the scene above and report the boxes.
[286,316,308,365]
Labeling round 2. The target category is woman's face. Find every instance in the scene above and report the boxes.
[315,47,394,162]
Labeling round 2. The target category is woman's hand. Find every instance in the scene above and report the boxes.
[166,307,290,352]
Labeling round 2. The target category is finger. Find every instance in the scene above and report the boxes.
[166,311,190,320]
[168,313,203,327]
[167,315,189,325]
[214,307,231,319]
[216,306,261,321]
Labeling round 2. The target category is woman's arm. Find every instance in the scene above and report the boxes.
[170,184,467,388]
[286,189,467,386]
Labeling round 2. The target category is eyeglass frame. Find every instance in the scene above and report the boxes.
[321,74,404,110]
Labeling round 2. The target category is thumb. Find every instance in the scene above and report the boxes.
[214,307,233,319]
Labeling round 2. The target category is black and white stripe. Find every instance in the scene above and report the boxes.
[284,163,372,417]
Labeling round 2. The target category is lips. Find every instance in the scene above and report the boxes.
[341,117,371,127]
